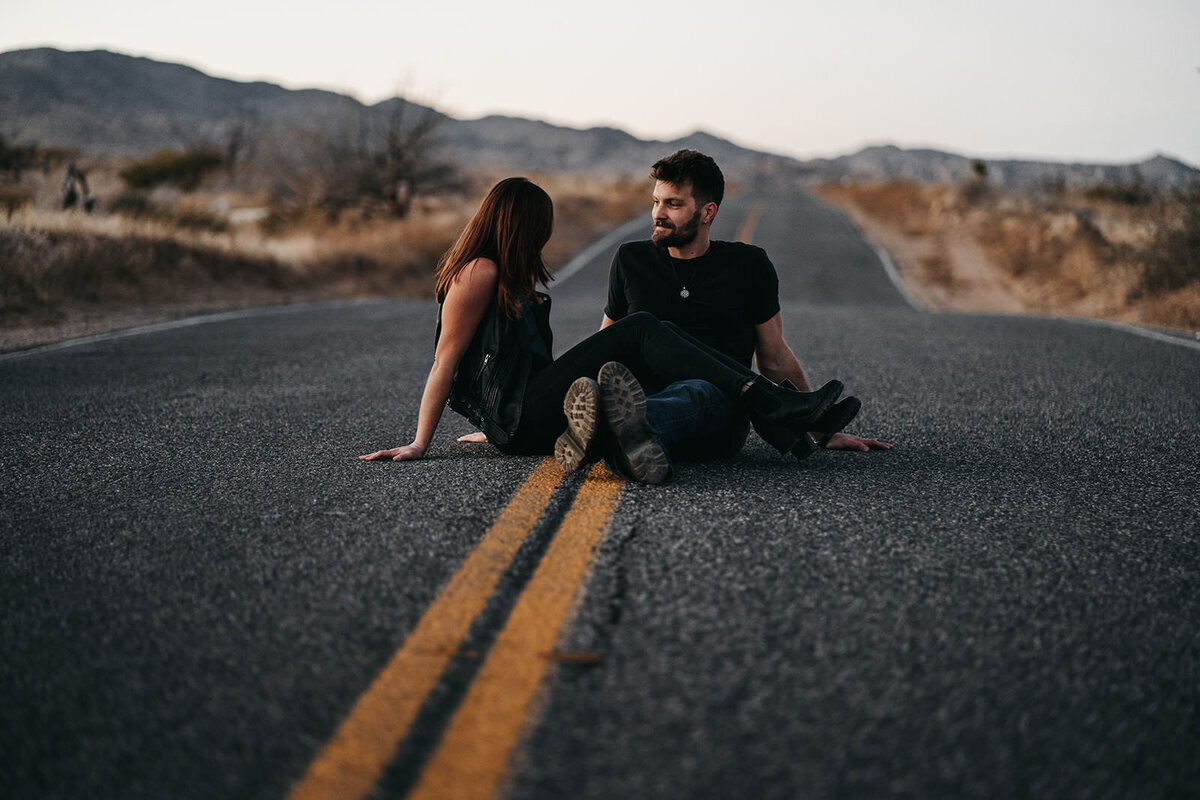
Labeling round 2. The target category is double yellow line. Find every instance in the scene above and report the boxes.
[291,202,762,798]
[288,460,623,800]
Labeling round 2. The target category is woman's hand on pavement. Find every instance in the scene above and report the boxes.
[359,443,427,461]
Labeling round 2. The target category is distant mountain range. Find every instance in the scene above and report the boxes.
[2,47,1197,191]
[802,145,1198,192]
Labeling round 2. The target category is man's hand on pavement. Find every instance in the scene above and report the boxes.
[821,432,892,451]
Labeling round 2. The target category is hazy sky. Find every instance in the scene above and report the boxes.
[4,0,1198,166]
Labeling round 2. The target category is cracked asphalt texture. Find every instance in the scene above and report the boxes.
[2,186,1199,799]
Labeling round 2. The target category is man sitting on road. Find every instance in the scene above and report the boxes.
[594,149,889,479]
[460,149,888,480]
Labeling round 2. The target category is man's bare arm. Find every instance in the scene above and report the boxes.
[753,313,891,451]
[753,313,810,390]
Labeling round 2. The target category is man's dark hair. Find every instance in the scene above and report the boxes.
[650,149,724,207]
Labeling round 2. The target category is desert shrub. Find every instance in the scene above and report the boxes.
[105,192,225,231]
[1084,182,1154,206]
[257,98,462,220]
[120,149,224,191]
[0,185,33,220]
[173,209,228,233]
[960,178,990,205]
[957,160,992,205]
[257,207,299,235]
[108,192,155,217]
[0,136,40,178]
[1137,193,1200,295]
[0,137,49,218]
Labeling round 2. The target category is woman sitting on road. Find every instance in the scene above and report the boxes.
[359,177,859,483]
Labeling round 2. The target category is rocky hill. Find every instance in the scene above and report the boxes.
[0,47,373,156]
[2,47,1197,189]
[803,144,1199,192]
[0,47,793,178]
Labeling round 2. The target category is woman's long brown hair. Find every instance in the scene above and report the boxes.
[435,177,554,318]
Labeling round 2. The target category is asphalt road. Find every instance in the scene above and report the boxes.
[2,185,1199,799]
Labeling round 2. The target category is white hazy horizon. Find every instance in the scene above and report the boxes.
[3,0,1198,168]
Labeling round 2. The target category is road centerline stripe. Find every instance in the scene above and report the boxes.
[736,202,765,244]
[286,457,563,800]
[408,463,624,800]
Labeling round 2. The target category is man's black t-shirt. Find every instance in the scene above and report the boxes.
[604,240,781,368]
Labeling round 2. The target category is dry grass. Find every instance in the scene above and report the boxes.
[1,205,449,314]
[0,167,650,349]
[521,171,648,268]
[818,180,1200,332]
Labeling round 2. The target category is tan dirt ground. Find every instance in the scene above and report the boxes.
[816,182,1200,334]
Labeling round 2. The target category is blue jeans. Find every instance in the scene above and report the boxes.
[510,312,752,454]
[605,379,750,479]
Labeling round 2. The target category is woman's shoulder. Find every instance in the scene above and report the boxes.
[443,256,500,310]
[458,255,500,286]
[466,253,499,274]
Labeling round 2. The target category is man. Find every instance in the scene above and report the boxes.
[590,149,889,480]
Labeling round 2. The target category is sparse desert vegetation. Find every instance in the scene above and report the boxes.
[818,178,1200,332]
[6,124,1199,351]
[0,135,649,349]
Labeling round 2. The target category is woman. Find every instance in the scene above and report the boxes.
[360,177,856,483]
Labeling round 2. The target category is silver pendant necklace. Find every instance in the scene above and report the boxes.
[668,255,693,300]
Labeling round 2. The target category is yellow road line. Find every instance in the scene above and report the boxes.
[286,458,563,800]
[408,464,624,800]
[736,202,765,244]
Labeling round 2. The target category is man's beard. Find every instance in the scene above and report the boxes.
[651,208,702,248]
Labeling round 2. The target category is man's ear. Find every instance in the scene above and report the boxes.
[703,202,719,224]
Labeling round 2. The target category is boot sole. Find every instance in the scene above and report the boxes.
[597,362,671,485]
[815,396,862,447]
[554,377,601,472]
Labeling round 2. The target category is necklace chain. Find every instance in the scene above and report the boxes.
[668,254,694,300]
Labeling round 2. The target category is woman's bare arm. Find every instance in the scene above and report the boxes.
[360,258,498,461]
